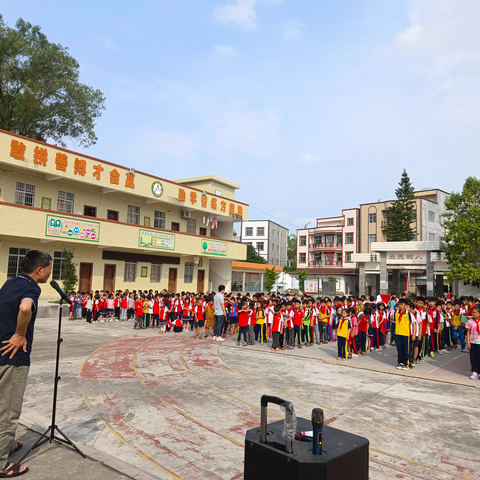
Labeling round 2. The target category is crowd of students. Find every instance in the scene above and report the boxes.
[68,289,480,381]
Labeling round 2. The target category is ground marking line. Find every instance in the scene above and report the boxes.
[427,354,464,374]
[79,337,183,480]
[183,344,478,478]
[370,448,477,480]
[131,337,245,447]
[218,347,480,453]
[179,341,283,420]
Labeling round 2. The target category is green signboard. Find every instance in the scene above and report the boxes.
[45,214,100,242]
[139,229,175,250]
[201,239,227,257]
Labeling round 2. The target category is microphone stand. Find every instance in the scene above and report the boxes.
[18,298,85,462]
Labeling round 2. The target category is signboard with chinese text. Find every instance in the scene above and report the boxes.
[45,215,100,242]
[304,280,319,294]
[386,252,426,265]
[138,229,175,250]
[201,239,227,257]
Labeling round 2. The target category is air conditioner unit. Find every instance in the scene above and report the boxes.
[182,210,191,219]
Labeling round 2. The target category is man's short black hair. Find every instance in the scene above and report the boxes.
[218,285,225,292]
[23,250,52,274]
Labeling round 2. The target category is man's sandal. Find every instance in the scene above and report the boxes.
[0,463,29,478]
[13,442,23,454]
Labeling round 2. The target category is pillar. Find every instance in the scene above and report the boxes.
[359,263,366,297]
[391,269,400,295]
[260,272,264,292]
[426,254,434,297]
[242,271,246,292]
[379,251,388,295]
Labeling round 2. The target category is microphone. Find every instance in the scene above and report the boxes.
[311,408,324,455]
[50,280,73,305]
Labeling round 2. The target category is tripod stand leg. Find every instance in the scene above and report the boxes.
[17,426,52,464]
[53,426,86,458]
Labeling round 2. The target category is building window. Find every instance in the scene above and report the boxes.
[151,263,162,282]
[186,218,196,235]
[107,210,119,221]
[299,236,306,246]
[245,227,253,236]
[215,189,222,196]
[15,182,35,207]
[428,211,435,222]
[369,213,377,223]
[171,222,180,232]
[337,234,342,246]
[124,262,137,282]
[257,242,264,252]
[127,205,140,225]
[247,242,253,246]
[257,227,264,236]
[199,227,207,236]
[429,233,435,241]
[368,234,377,243]
[7,248,28,279]
[184,262,194,283]
[52,251,65,280]
[440,236,445,242]
[299,253,306,263]
[154,211,166,229]
[346,233,354,244]
[346,252,353,263]
[347,218,354,226]
[57,191,75,214]
[413,210,417,220]
[337,253,342,264]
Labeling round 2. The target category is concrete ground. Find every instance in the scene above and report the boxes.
[11,315,480,479]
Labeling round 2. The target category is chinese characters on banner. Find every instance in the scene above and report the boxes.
[176,187,244,216]
[387,252,426,264]
[9,138,135,189]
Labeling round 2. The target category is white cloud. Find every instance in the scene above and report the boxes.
[213,0,258,32]
[96,36,117,52]
[283,19,304,44]
[214,44,239,57]
[298,153,325,165]
[395,24,423,46]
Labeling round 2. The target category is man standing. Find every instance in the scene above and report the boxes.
[0,250,52,477]
[212,285,226,342]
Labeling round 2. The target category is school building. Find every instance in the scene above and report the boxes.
[1,129,248,297]
[296,209,360,295]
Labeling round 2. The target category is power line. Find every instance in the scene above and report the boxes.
[248,205,300,230]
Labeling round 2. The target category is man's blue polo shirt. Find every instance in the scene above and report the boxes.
[0,273,41,367]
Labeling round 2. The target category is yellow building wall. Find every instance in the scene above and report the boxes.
[0,236,213,297]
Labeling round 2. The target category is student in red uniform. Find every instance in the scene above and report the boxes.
[357,305,370,355]
[271,305,283,352]
[120,293,128,321]
[376,303,387,349]
[158,300,169,333]
[134,295,143,330]
[182,298,193,331]
[194,297,205,339]
[152,294,160,328]
[293,300,304,348]
[237,302,249,346]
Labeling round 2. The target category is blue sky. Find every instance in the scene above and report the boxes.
[3,1,480,232]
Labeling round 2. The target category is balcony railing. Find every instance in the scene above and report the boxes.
[309,242,343,250]
[308,261,343,268]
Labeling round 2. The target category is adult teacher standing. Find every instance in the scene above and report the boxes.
[212,284,226,342]
[0,250,52,478]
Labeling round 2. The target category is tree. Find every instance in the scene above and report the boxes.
[443,176,480,284]
[244,245,266,264]
[0,16,105,147]
[264,266,279,292]
[61,249,78,295]
[382,169,417,241]
[298,271,308,294]
[284,234,297,271]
